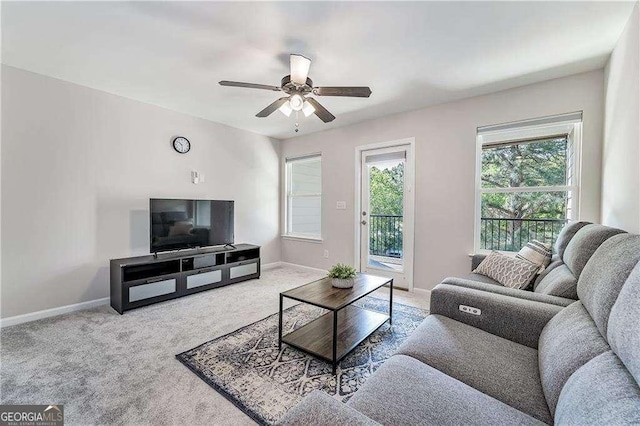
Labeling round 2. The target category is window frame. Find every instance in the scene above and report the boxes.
[283,153,323,241]
[474,119,582,253]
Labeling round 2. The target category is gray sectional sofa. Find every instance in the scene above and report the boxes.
[280,226,640,425]
[460,222,624,302]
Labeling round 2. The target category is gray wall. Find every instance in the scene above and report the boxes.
[280,70,605,291]
[1,66,281,318]
[602,3,640,233]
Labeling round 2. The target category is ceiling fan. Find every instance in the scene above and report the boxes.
[219,54,372,125]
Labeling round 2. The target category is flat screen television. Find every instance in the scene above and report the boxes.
[150,199,234,253]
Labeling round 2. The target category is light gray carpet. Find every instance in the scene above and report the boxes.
[0,266,430,425]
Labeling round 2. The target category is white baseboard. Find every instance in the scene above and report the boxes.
[1,297,110,328]
[278,262,328,274]
[260,261,283,271]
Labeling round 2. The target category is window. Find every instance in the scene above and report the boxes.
[475,113,582,252]
[285,154,322,239]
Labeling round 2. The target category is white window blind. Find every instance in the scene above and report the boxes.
[286,155,322,238]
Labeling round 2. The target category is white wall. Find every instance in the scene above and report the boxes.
[280,70,605,291]
[602,2,640,233]
[1,66,281,319]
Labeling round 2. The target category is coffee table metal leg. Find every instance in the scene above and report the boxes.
[278,294,283,351]
[332,310,338,375]
[389,279,393,326]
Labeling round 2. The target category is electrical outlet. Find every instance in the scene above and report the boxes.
[459,305,481,316]
[336,201,347,210]
[323,250,329,258]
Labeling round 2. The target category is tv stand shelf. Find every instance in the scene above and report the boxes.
[110,244,260,314]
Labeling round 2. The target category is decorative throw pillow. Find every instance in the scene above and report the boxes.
[516,240,552,272]
[473,251,540,289]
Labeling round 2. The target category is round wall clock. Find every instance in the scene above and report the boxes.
[172,136,191,154]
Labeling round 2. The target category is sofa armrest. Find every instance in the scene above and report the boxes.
[278,391,380,426]
[442,277,575,307]
[430,283,565,349]
[471,254,487,271]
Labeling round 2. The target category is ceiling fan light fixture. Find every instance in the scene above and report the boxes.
[302,100,316,117]
[279,101,293,117]
[289,94,304,111]
[290,54,311,85]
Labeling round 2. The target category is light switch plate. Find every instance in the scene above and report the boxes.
[336,201,347,210]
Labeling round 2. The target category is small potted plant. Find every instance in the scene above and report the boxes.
[328,263,357,288]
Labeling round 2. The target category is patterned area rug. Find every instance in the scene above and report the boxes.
[176,296,428,425]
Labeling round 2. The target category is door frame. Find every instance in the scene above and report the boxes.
[354,137,416,291]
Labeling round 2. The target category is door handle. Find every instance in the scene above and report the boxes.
[361,220,367,225]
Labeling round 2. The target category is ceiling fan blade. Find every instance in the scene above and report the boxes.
[306,98,335,123]
[219,81,281,92]
[290,54,311,85]
[256,97,289,117]
[313,86,372,98]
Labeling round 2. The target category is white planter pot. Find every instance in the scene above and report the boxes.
[331,278,355,289]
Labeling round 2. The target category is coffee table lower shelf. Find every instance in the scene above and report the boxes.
[281,304,389,370]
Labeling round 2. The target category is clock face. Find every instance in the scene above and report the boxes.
[173,137,190,154]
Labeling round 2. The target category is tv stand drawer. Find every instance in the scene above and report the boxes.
[129,278,177,302]
[229,262,258,279]
[186,269,222,289]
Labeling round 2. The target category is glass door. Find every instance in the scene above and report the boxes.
[359,145,413,289]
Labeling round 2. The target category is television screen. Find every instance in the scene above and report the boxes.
[150,199,234,253]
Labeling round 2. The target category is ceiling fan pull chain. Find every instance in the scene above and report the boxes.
[295,111,300,133]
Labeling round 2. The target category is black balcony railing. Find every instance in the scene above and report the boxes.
[480,217,568,252]
[369,214,403,258]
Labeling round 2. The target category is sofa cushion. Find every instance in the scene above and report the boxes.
[395,315,552,424]
[533,259,563,290]
[607,261,640,385]
[563,224,625,277]
[441,277,574,307]
[554,221,590,258]
[473,251,540,289]
[577,234,640,337]
[346,354,544,426]
[534,264,578,299]
[279,390,380,426]
[555,351,640,425]
[538,301,610,415]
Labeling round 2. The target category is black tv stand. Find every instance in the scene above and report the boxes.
[110,244,260,314]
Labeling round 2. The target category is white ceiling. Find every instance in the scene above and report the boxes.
[2,1,636,139]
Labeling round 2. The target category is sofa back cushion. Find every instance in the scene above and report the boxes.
[607,261,640,385]
[553,221,590,257]
[534,264,578,299]
[533,259,562,290]
[554,351,640,424]
[538,302,610,415]
[533,224,623,299]
[539,233,639,421]
[577,234,640,337]
[563,224,625,278]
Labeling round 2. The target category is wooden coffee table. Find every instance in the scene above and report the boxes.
[278,273,393,374]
